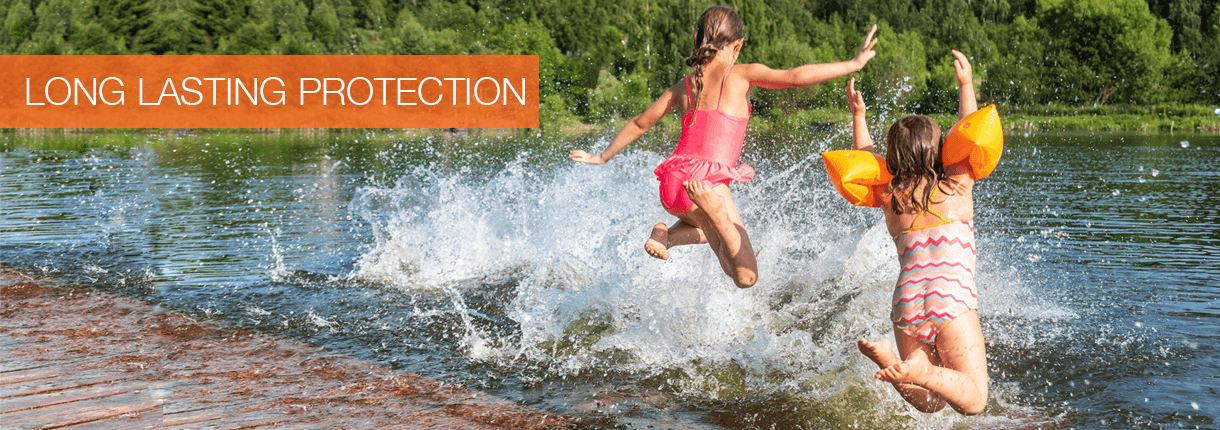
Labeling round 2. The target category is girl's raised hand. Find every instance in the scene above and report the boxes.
[952,50,973,87]
[569,149,605,165]
[852,24,879,70]
[847,78,867,117]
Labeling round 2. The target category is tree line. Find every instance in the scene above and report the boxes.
[2,0,1217,124]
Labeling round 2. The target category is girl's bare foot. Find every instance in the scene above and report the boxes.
[857,338,900,369]
[876,348,934,386]
[645,223,670,260]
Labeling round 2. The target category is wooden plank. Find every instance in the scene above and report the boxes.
[0,377,125,400]
[2,390,159,429]
[60,402,162,430]
[0,371,63,387]
[0,362,57,374]
[0,384,138,415]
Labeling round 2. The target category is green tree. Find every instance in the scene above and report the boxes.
[983,15,1046,107]
[971,0,1013,24]
[0,0,12,53]
[1038,0,1173,104]
[386,6,429,54]
[1170,0,1203,54]
[27,0,76,54]
[857,22,927,114]
[917,0,995,113]
[352,0,384,29]
[5,0,33,45]
[138,10,208,54]
[218,20,273,54]
[587,69,652,123]
[487,19,570,98]
[93,0,152,49]
[1197,3,1220,103]
[309,0,339,43]
[70,21,126,54]
[190,0,252,48]
[266,0,317,54]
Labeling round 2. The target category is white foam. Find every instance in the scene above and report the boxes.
[347,145,1049,424]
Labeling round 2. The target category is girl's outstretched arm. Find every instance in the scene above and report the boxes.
[570,83,681,165]
[744,24,878,89]
[846,78,875,153]
[952,50,978,120]
[946,50,978,183]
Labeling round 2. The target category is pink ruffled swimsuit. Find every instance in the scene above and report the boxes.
[653,65,754,215]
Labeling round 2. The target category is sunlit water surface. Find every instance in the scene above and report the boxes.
[1,129,1216,429]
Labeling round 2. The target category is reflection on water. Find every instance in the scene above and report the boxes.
[1,130,1217,429]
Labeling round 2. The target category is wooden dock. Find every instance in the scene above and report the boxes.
[0,270,569,429]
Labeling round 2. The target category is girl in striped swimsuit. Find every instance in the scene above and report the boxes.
[849,51,990,415]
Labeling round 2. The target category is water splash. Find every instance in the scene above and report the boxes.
[345,137,1066,430]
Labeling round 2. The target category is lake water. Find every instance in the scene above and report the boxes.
[1,128,1216,429]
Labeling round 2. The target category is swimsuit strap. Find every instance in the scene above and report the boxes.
[921,208,949,223]
[684,75,693,107]
[915,185,949,224]
[894,185,952,241]
[716,64,733,110]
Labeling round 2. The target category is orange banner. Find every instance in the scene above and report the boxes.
[0,55,539,128]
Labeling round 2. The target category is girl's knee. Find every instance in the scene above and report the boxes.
[734,272,756,288]
[914,402,946,414]
[957,397,987,416]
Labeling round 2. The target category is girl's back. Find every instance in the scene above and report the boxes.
[881,167,976,241]
[683,63,750,118]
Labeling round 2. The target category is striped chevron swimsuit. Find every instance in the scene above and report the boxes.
[890,208,978,344]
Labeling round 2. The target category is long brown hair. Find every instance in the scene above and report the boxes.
[684,6,744,113]
[885,115,947,214]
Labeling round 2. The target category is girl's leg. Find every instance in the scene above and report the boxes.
[877,311,989,415]
[683,209,737,278]
[645,221,707,260]
[681,181,757,288]
[885,328,949,413]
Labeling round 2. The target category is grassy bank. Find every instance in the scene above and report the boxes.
[3,102,1217,150]
[626,103,1220,135]
[964,103,1220,133]
[751,103,1220,134]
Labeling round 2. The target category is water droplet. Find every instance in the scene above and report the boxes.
[1180,141,1190,148]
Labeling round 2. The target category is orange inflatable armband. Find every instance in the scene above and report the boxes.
[822,150,893,207]
[942,104,1003,180]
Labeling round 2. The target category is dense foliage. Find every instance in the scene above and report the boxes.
[3,0,1218,123]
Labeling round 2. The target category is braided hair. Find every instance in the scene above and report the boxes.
[885,115,949,214]
[684,6,744,115]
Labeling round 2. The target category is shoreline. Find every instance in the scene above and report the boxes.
[0,269,569,429]
[2,103,1219,140]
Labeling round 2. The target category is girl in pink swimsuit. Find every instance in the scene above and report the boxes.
[847,51,991,415]
[571,6,879,288]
